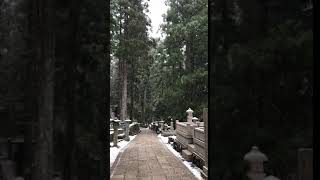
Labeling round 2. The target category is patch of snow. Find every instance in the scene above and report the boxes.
[110,135,137,168]
[129,122,138,127]
[158,134,203,180]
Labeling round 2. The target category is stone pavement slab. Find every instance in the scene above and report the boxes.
[111,129,197,180]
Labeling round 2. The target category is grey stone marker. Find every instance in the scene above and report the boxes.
[298,148,313,180]
[124,119,131,141]
[170,119,174,130]
[112,119,121,147]
[244,146,268,180]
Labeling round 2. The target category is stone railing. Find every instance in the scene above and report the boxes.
[174,108,208,180]
[176,121,194,148]
[193,127,205,161]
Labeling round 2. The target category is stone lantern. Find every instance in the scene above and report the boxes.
[192,117,199,125]
[186,108,194,124]
[111,119,121,147]
[244,146,268,180]
[124,119,131,141]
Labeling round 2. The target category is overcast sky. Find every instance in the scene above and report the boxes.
[147,0,168,39]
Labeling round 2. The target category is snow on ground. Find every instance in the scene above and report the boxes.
[158,134,203,180]
[110,135,137,168]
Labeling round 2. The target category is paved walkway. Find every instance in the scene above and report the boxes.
[111,129,197,180]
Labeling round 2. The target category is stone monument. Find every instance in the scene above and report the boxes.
[112,119,121,147]
[124,119,131,141]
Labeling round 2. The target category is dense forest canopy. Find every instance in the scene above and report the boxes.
[110,0,208,123]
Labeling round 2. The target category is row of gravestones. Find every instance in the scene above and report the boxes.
[244,146,313,180]
[149,120,175,135]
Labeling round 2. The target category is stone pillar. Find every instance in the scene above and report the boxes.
[170,119,174,130]
[112,120,120,147]
[202,108,208,179]
[244,146,268,180]
[186,108,194,124]
[124,119,131,141]
[298,148,313,180]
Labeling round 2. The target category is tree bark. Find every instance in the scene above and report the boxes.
[129,62,134,120]
[119,59,128,121]
[34,0,55,179]
[64,0,80,179]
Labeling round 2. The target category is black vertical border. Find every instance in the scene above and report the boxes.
[313,0,318,179]
[105,0,111,178]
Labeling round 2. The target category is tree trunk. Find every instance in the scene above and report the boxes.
[142,85,147,123]
[129,62,134,120]
[34,0,55,179]
[120,59,128,121]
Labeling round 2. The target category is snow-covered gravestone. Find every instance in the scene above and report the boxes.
[124,119,131,141]
[186,108,194,124]
[112,119,121,147]
[244,146,268,180]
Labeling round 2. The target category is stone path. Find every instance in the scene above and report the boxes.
[111,129,197,180]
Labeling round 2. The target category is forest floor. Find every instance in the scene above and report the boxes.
[110,129,197,180]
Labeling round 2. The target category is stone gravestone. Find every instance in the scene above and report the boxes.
[112,120,121,147]
[298,148,313,180]
[124,119,131,141]
[170,119,174,130]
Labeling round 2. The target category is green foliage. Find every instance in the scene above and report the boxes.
[149,0,208,121]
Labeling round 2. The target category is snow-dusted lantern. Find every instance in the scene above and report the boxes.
[124,119,131,141]
[186,108,194,123]
[244,146,268,180]
[192,117,199,125]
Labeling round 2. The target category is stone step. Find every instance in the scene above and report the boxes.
[182,149,192,162]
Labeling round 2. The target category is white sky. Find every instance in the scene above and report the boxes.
[146,0,169,39]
